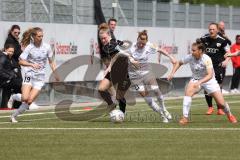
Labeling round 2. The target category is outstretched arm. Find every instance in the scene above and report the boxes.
[197,67,213,86]
[167,61,183,81]
[158,48,177,64]
[48,58,60,81]
[118,51,140,69]
[225,50,240,57]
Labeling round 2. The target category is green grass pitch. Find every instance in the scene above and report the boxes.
[0,95,240,160]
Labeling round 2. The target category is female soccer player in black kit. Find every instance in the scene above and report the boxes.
[98,24,130,113]
[199,23,231,115]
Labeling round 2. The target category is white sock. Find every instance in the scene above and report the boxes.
[157,95,167,112]
[12,93,22,102]
[183,96,192,118]
[144,97,162,114]
[111,95,116,104]
[223,102,231,115]
[12,103,29,118]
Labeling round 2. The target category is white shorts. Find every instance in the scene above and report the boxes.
[191,78,220,95]
[22,75,45,90]
[130,72,159,92]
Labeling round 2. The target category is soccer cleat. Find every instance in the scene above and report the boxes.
[206,107,214,115]
[230,89,236,94]
[222,89,229,95]
[230,89,240,94]
[163,110,172,120]
[29,102,40,110]
[10,116,18,123]
[162,116,169,123]
[227,114,237,123]
[179,117,189,125]
[217,109,225,115]
[107,103,116,112]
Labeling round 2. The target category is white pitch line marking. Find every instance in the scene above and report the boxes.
[0,99,239,124]
[0,127,239,131]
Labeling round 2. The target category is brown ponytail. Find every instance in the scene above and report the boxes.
[137,30,148,41]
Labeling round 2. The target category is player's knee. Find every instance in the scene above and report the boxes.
[21,96,28,103]
[140,91,148,97]
[27,99,34,105]
[98,86,106,92]
[144,97,153,105]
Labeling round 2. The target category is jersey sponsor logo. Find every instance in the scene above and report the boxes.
[216,43,221,47]
[206,48,219,53]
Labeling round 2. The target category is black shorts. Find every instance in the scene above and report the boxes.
[214,66,226,84]
[117,77,131,91]
[104,71,131,91]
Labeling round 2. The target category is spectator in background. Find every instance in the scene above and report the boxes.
[1,25,22,109]
[218,21,232,46]
[4,25,22,62]
[229,35,240,93]
[108,18,117,41]
[0,44,22,110]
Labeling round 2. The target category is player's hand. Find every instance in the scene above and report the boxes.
[170,58,177,65]
[31,63,41,69]
[221,60,228,68]
[193,82,201,90]
[54,74,60,82]
[129,57,140,69]
[167,74,174,81]
[122,42,129,48]
[224,53,232,58]
[132,60,140,69]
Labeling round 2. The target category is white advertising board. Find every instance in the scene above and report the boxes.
[0,22,237,82]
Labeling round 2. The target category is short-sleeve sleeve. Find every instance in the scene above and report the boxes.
[204,56,213,69]
[181,54,192,64]
[47,44,53,58]
[224,43,230,52]
[147,42,158,54]
[19,44,31,60]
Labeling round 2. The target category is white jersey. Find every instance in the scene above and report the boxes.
[20,42,53,81]
[128,42,158,78]
[181,54,215,81]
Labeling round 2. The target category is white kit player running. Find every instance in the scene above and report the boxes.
[128,30,176,123]
[168,41,237,125]
[10,27,59,123]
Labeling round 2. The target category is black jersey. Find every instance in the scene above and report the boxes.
[218,32,231,46]
[0,52,19,87]
[200,34,230,67]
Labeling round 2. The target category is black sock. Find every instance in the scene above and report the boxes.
[12,101,22,109]
[118,98,126,113]
[98,90,114,106]
[205,94,213,108]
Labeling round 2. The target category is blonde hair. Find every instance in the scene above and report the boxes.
[21,27,43,47]
[98,23,110,37]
